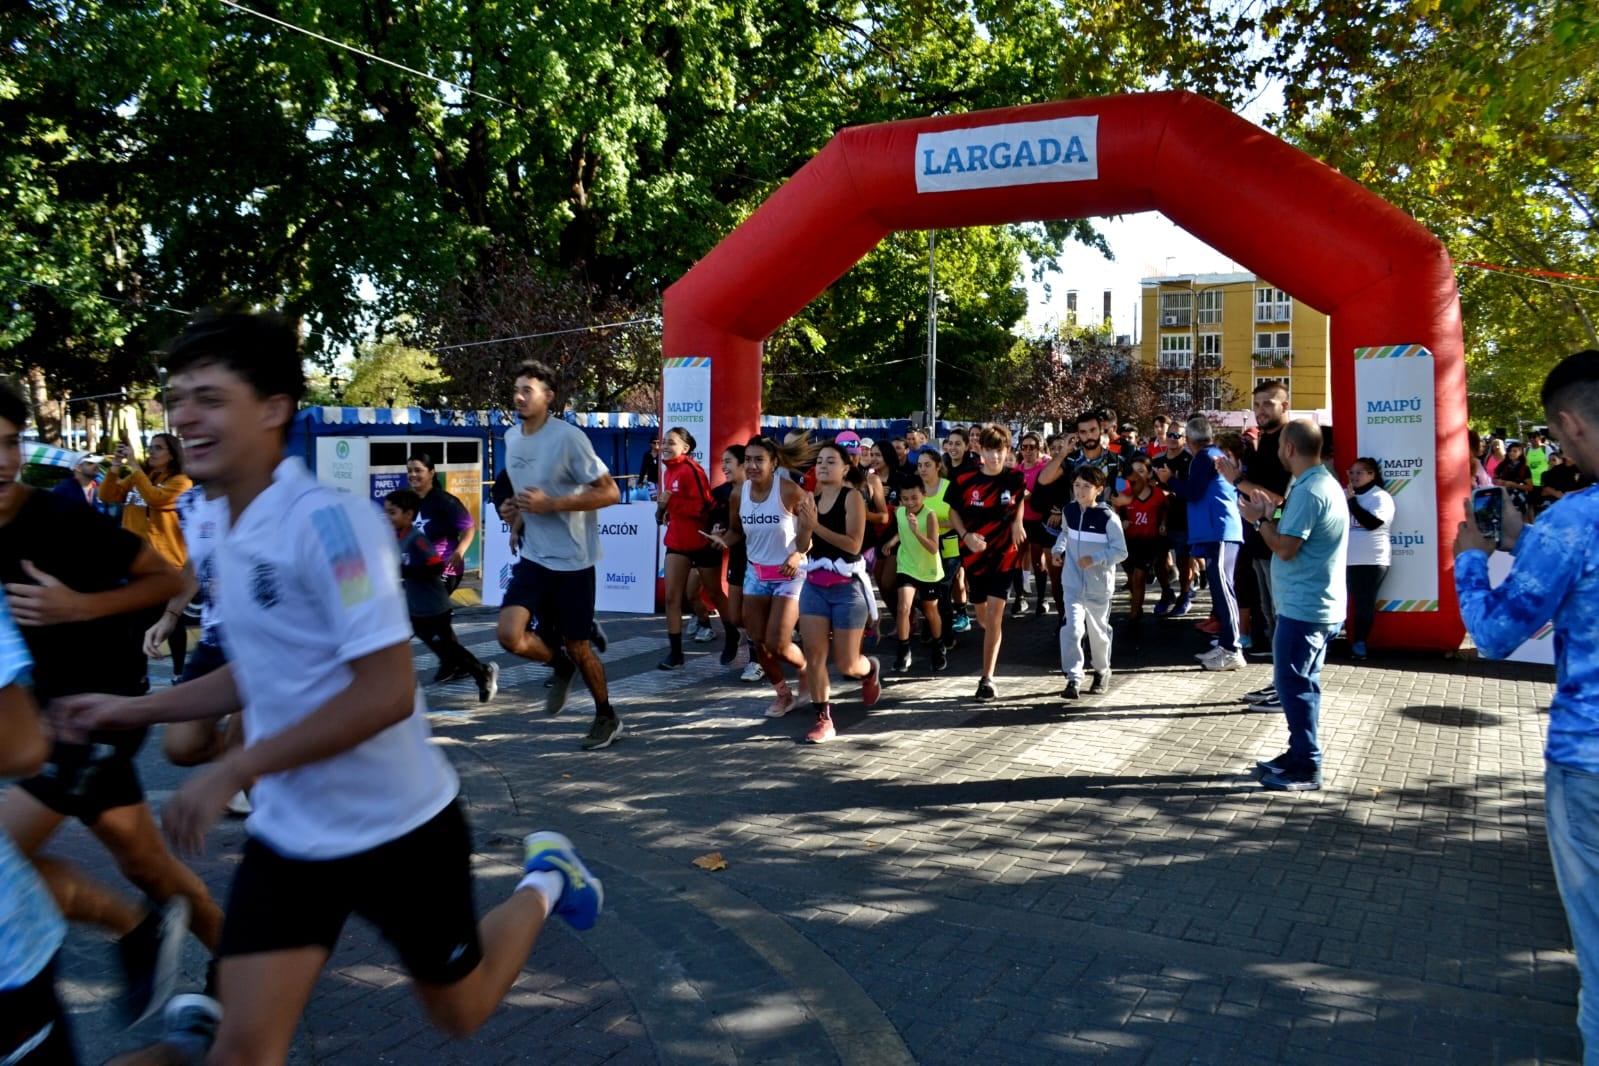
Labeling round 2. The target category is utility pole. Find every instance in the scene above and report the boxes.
[925,232,938,430]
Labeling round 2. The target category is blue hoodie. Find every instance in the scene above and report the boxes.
[1165,444,1243,545]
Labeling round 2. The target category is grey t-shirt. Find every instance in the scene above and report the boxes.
[503,416,610,572]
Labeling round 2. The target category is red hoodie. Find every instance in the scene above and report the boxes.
[660,453,715,551]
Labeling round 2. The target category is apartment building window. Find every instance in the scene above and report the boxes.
[1253,331,1292,370]
[1196,290,1223,324]
[1197,332,1222,369]
[1159,291,1193,328]
[1159,333,1193,369]
[1255,287,1292,323]
[1193,377,1226,412]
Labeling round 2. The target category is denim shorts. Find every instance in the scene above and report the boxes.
[743,568,804,599]
[799,577,870,630]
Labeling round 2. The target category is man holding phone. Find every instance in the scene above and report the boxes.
[1455,349,1599,1058]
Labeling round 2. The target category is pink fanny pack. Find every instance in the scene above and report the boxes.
[806,568,853,588]
[751,562,791,582]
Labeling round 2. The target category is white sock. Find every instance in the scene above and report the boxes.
[516,869,564,918]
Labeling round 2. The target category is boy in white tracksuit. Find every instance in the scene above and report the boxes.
[1054,465,1128,700]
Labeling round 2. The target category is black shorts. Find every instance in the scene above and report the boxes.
[218,801,483,985]
[501,560,596,646]
[727,544,748,587]
[1123,537,1171,576]
[0,955,74,1064]
[1023,519,1059,548]
[666,545,724,570]
[18,733,149,824]
[898,577,944,603]
[966,568,1020,603]
[177,639,227,684]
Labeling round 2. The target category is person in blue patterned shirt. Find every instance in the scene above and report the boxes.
[1454,349,1599,1060]
[0,587,73,1063]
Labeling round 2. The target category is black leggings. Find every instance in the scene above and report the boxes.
[1345,564,1390,644]
[412,612,487,683]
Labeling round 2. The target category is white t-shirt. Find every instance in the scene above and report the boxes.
[175,486,226,645]
[1346,486,1396,568]
[216,458,458,859]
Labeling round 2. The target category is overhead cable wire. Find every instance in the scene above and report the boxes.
[430,318,662,350]
[215,0,513,108]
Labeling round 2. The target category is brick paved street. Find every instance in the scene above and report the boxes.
[45,588,1576,1064]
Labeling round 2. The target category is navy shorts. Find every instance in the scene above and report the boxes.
[501,560,596,646]
[18,733,149,825]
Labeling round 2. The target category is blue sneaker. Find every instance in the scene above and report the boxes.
[523,831,604,930]
[1239,633,1253,650]
[1152,592,1175,617]
[951,615,972,634]
[1351,641,1368,660]
[1167,594,1192,617]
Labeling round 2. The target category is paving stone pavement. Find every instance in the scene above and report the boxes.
[40,586,1578,1064]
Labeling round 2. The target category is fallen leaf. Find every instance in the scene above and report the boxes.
[562,774,572,779]
[692,851,728,872]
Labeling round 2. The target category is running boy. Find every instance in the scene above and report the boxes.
[386,488,499,703]
[60,310,602,1060]
[888,475,947,673]
[1055,466,1128,700]
[1116,455,1174,648]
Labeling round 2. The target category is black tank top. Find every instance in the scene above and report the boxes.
[810,488,860,564]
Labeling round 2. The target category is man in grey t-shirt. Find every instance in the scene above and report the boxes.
[494,362,623,750]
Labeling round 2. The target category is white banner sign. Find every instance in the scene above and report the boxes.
[596,502,659,614]
[661,356,712,467]
[1353,344,1439,613]
[314,436,369,495]
[1486,550,1556,665]
[915,116,1099,194]
[480,500,657,615]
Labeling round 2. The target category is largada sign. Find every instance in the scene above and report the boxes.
[915,116,1098,194]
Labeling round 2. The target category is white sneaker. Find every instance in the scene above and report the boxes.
[225,790,252,816]
[1201,649,1248,671]
[693,624,716,643]
[741,660,765,682]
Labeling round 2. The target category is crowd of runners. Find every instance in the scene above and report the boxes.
[2,307,1596,1064]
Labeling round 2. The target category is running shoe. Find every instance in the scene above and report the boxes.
[766,687,797,718]
[720,629,741,666]
[1239,634,1253,651]
[1010,598,1030,619]
[1351,641,1369,660]
[658,649,685,671]
[478,661,500,704]
[693,623,716,644]
[1200,649,1248,672]
[895,642,913,673]
[1259,770,1322,792]
[581,715,623,751]
[975,676,997,700]
[1167,594,1193,617]
[805,709,836,744]
[1247,693,1283,711]
[861,656,882,707]
[1152,591,1175,617]
[1060,679,1080,700]
[1255,751,1292,775]
[951,615,972,634]
[545,657,576,715]
[522,831,604,929]
[120,897,191,1027]
[1243,684,1278,704]
[224,790,252,817]
[433,664,470,685]
[1196,617,1221,636]
[930,640,948,672]
[158,993,222,1061]
[741,660,766,682]
[589,620,609,654]
[1089,671,1111,695]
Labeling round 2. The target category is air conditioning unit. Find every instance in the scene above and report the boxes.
[1161,314,1180,326]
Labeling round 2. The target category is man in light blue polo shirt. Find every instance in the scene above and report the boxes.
[1239,420,1347,791]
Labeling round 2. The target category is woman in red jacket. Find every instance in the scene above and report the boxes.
[657,427,735,669]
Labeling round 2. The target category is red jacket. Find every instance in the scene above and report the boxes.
[660,454,715,551]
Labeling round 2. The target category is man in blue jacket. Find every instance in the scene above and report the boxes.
[1454,349,1599,1058]
[1157,415,1246,671]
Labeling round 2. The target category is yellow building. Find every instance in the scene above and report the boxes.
[1138,272,1330,416]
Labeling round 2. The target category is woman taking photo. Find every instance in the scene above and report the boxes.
[1492,441,1534,517]
[794,442,882,743]
[707,435,816,717]
[98,433,194,679]
[1344,457,1396,660]
[657,427,736,669]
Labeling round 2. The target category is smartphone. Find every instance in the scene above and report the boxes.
[1472,487,1503,545]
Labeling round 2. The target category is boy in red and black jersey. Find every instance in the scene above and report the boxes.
[946,424,1027,701]
[1116,455,1176,641]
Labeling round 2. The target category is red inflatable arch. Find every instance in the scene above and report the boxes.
[663,90,1468,652]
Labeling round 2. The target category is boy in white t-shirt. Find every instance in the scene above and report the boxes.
[62,309,602,1059]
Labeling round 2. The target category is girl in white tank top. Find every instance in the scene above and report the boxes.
[740,477,799,571]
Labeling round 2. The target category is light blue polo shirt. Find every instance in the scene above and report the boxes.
[1271,464,1348,625]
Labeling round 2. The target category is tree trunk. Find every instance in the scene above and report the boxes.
[25,365,62,444]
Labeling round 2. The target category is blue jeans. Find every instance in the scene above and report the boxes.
[1195,541,1241,653]
[1545,761,1599,1063]
[1272,615,1340,779]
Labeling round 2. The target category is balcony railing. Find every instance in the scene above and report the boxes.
[1251,348,1292,370]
